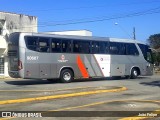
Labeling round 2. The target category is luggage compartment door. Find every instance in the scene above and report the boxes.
[40,64,51,78]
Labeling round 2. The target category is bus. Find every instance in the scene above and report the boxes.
[7,32,153,83]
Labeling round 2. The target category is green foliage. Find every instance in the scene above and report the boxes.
[152,53,160,65]
[148,33,160,49]
[148,33,160,65]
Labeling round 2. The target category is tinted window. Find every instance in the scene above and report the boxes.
[109,42,119,54]
[109,42,126,55]
[138,44,153,63]
[25,37,38,51]
[25,37,50,52]
[105,42,109,54]
[138,44,146,58]
[51,39,61,52]
[99,42,109,54]
[73,40,90,53]
[92,41,99,54]
[62,40,72,53]
[126,43,139,55]
[119,43,126,55]
[38,37,50,52]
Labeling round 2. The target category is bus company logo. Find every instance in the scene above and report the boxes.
[100,58,103,61]
[58,55,68,62]
[98,56,110,63]
[61,55,65,60]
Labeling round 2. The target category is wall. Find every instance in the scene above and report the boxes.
[0,11,38,77]
[0,11,37,33]
[45,30,92,36]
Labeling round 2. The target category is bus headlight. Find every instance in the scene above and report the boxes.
[147,63,150,67]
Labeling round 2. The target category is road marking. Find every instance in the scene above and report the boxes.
[48,100,160,120]
[0,86,93,92]
[0,87,127,105]
[49,99,160,111]
[0,118,11,120]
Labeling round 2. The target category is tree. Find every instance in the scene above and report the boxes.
[148,33,160,65]
[148,33,160,49]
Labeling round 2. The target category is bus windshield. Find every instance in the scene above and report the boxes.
[138,44,153,64]
[146,48,153,64]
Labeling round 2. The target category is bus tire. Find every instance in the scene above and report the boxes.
[130,68,138,79]
[60,69,73,83]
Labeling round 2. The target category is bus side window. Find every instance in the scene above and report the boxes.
[51,39,61,52]
[109,42,119,55]
[25,37,38,51]
[105,42,109,54]
[80,41,90,53]
[119,43,126,55]
[62,40,72,53]
[99,42,106,54]
[73,40,90,54]
[92,41,99,54]
[73,41,79,53]
[38,37,50,52]
[126,43,139,55]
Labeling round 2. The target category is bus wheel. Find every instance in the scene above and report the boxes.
[60,69,73,83]
[130,68,138,79]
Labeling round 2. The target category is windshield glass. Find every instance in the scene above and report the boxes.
[138,44,153,64]
[146,48,153,63]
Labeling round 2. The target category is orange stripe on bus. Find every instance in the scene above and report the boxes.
[76,55,89,78]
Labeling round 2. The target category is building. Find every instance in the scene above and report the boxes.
[0,11,37,77]
[45,30,92,36]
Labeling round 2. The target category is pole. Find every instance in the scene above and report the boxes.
[133,27,136,40]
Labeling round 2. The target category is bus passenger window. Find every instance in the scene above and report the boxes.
[92,41,99,54]
[73,40,90,53]
[80,41,90,53]
[51,39,61,52]
[38,37,50,52]
[119,43,126,55]
[109,42,119,54]
[126,43,139,55]
[73,41,80,53]
[62,40,72,53]
[99,42,106,54]
[25,37,38,51]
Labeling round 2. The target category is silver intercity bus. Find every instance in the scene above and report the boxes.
[8,32,153,83]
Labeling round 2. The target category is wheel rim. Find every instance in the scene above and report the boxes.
[133,70,138,76]
[63,72,71,81]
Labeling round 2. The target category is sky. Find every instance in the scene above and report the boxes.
[1,0,160,42]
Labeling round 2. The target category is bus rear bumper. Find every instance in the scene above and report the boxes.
[8,71,20,78]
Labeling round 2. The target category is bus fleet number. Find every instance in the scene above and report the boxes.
[27,56,39,61]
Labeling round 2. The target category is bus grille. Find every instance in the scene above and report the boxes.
[8,50,17,56]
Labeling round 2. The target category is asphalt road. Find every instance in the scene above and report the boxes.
[0,75,159,120]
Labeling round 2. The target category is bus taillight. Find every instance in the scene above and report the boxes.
[18,60,23,70]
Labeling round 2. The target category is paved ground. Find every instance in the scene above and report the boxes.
[0,75,159,120]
